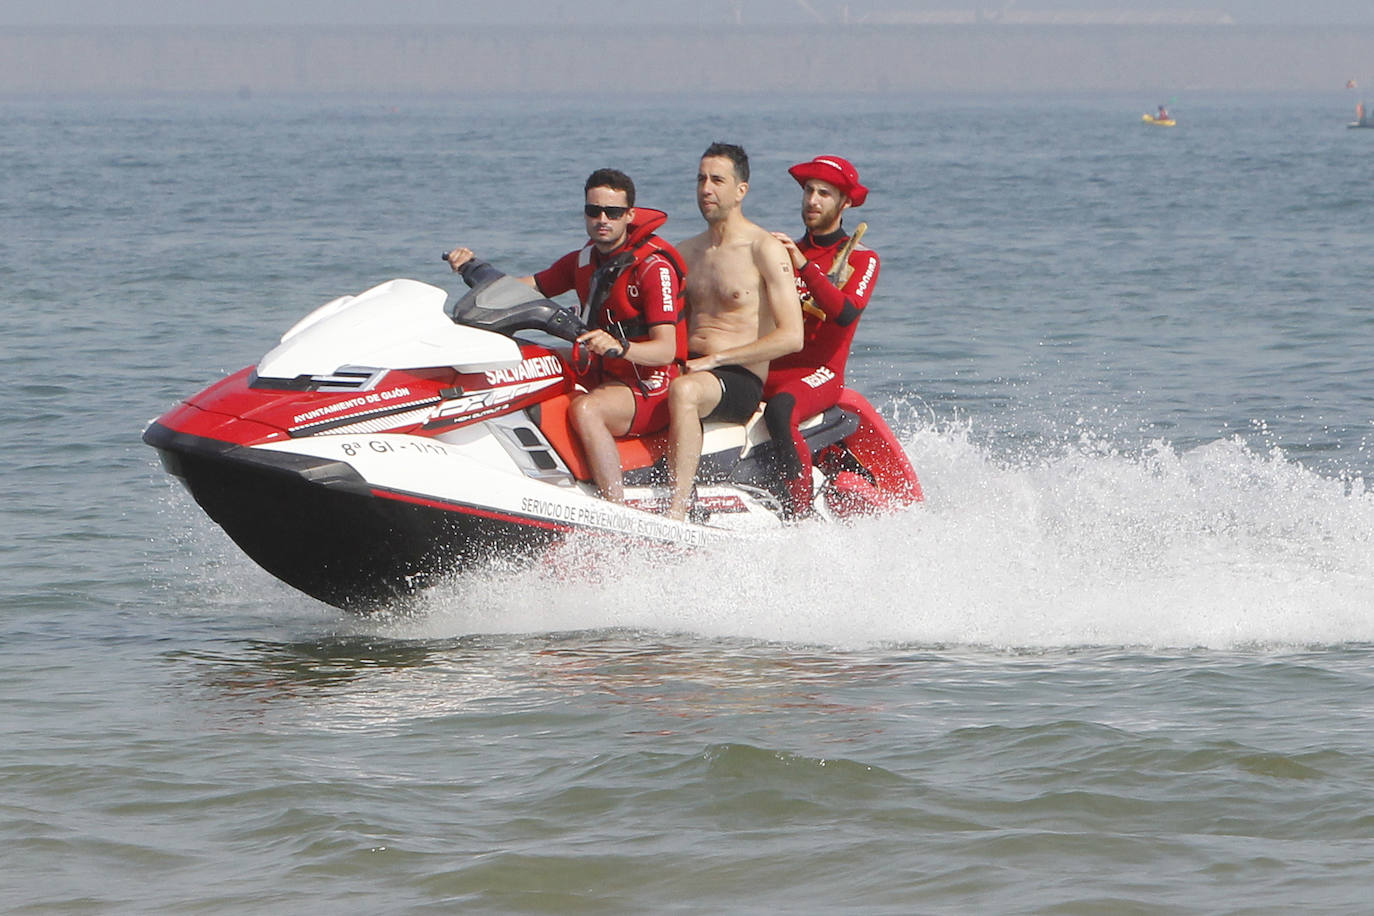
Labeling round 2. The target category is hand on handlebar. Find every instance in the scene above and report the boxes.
[577,328,627,360]
[443,247,475,272]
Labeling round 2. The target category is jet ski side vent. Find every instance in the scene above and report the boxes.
[312,367,385,391]
[483,414,574,483]
[251,366,387,393]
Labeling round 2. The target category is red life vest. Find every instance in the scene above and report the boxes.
[569,208,687,340]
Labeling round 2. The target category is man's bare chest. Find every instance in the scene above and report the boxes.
[687,247,759,311]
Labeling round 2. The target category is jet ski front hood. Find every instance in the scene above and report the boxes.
[257,278,521,380]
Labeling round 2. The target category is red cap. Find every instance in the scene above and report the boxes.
[787,155,868,207]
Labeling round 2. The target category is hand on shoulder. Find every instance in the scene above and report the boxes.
[753,229,794,274]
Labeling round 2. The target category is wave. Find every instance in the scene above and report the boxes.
[398,415,1374,650]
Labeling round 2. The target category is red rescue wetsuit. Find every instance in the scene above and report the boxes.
[762,224,880,516]
[533,208,687,436]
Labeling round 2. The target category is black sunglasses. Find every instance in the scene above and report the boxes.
[584,204,630,219]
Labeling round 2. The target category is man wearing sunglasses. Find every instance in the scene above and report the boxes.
[664,142,804,522]
[764,154,879,519]
[447,168,686,504]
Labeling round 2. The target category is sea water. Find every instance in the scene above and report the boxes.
[2,92,1373,912]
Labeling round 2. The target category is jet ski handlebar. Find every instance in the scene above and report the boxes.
[442,253,622,358]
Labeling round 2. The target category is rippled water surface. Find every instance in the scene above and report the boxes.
[3,91,1373,912]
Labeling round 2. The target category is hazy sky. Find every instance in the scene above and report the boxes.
[3,1,1374,27]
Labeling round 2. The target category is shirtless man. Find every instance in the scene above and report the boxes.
[665,142,804,521]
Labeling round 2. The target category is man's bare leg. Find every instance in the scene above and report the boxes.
[569,386,635,503]
[666,373,723,520]
[667,420,704,521]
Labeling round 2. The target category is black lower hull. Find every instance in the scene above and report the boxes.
[145,423,561,611]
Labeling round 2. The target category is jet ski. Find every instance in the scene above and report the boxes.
[143,267,922,611]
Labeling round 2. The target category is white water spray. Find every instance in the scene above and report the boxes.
[395,418,1374,649]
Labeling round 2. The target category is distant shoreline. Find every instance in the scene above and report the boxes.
[3,24,1372,95]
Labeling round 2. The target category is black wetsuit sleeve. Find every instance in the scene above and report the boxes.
[456,258,505,289]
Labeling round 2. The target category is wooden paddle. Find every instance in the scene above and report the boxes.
[831,221,868,287]
[802,221,869,321]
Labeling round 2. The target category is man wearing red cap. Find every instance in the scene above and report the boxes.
[765,155,880,518]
